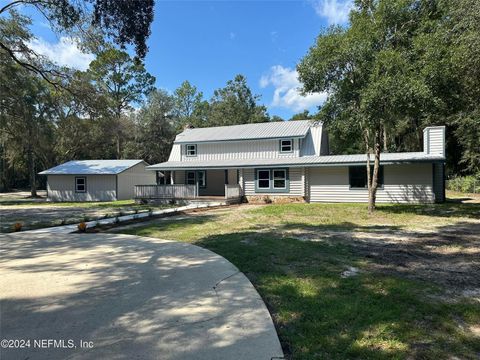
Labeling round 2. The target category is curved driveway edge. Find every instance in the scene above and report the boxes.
[0,233,284,360]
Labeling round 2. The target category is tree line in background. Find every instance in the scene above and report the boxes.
[0,10,272,193]
[298,0,480,210]
[1,0,479,203]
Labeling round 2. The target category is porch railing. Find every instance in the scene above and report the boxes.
[225,184,242,199]
[135,184,197,199]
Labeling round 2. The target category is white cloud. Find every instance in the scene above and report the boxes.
[310,0,353,25]
[260,65,327,112]
[270,30,278,42]
[229,32,236,40]
[28,36,94,70]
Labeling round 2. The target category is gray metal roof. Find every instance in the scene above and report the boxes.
[174,120,314,143]
[147,152,445,170]
[39,160,146,175]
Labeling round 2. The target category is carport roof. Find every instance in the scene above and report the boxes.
[39,160,146,175]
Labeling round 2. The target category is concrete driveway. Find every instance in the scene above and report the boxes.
[0,233,284,360]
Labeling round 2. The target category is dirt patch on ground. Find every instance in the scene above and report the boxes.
[287,221,480,300]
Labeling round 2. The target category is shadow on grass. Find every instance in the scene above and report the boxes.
[377,201,480,219]
[280,221,405,232]
[192,229,480,360]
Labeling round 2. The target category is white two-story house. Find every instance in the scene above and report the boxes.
[144,120,445,204]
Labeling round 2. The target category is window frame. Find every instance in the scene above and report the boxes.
[279,138,294,153]
[75,176,87,193]
[185,170,206,188]
[197,170,206,188]
[257,169,271,189]
[272,169,287,189]
[185,144,197,157]
[348,165,384,189]
[255,168,289,193]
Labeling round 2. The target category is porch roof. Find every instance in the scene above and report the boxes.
[147,152,445,170]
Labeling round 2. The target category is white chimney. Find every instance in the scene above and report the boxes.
[423,126,446,157]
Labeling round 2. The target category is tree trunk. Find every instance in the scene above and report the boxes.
[1,139,9,192]
[27,144,37,197]
[116,134,121,159]
[383,127,388,151]
[366,130,381,214]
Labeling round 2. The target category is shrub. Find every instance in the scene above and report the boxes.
[83,215,90,222]
[78,222,87,232]
[447,174,480,193]
[13,222,22,232]
[60,218,67,225]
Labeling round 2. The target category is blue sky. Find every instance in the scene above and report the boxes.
[19,0,352,119]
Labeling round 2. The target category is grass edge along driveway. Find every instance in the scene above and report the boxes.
[113,202,480,360]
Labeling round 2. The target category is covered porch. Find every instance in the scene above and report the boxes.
[135,169,243,204]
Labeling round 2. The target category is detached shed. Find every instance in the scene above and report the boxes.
[39,160,156,202]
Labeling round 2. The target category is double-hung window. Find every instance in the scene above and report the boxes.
[186,144,197,157]
[257,170,271,189]
[75,177,86,193]
[256,169,288,192]
[280,139,293,153]
[273,169,286,189]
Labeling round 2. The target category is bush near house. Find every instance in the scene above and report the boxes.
[447,174,480,193]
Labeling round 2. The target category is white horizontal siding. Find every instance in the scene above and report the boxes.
[309,164,434,203]
[243,167,305,196]
[47,175,116,202]
[424,126,445,156]
[181,138,300,162]
[117,162,156,200]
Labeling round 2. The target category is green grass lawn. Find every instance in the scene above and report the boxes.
[114,201,480,360]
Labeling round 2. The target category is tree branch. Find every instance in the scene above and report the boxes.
[0,41,63,88]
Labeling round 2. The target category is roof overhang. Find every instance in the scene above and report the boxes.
[147,153,445,171]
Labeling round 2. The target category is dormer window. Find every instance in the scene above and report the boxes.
[280,139,293,153]
[186,144,197,157]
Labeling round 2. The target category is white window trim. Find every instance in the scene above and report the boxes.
[186,144,197,157]
[280,139,293,153]
[272,169,287,189]
[257,169,271,189]
[197,170,206,188]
